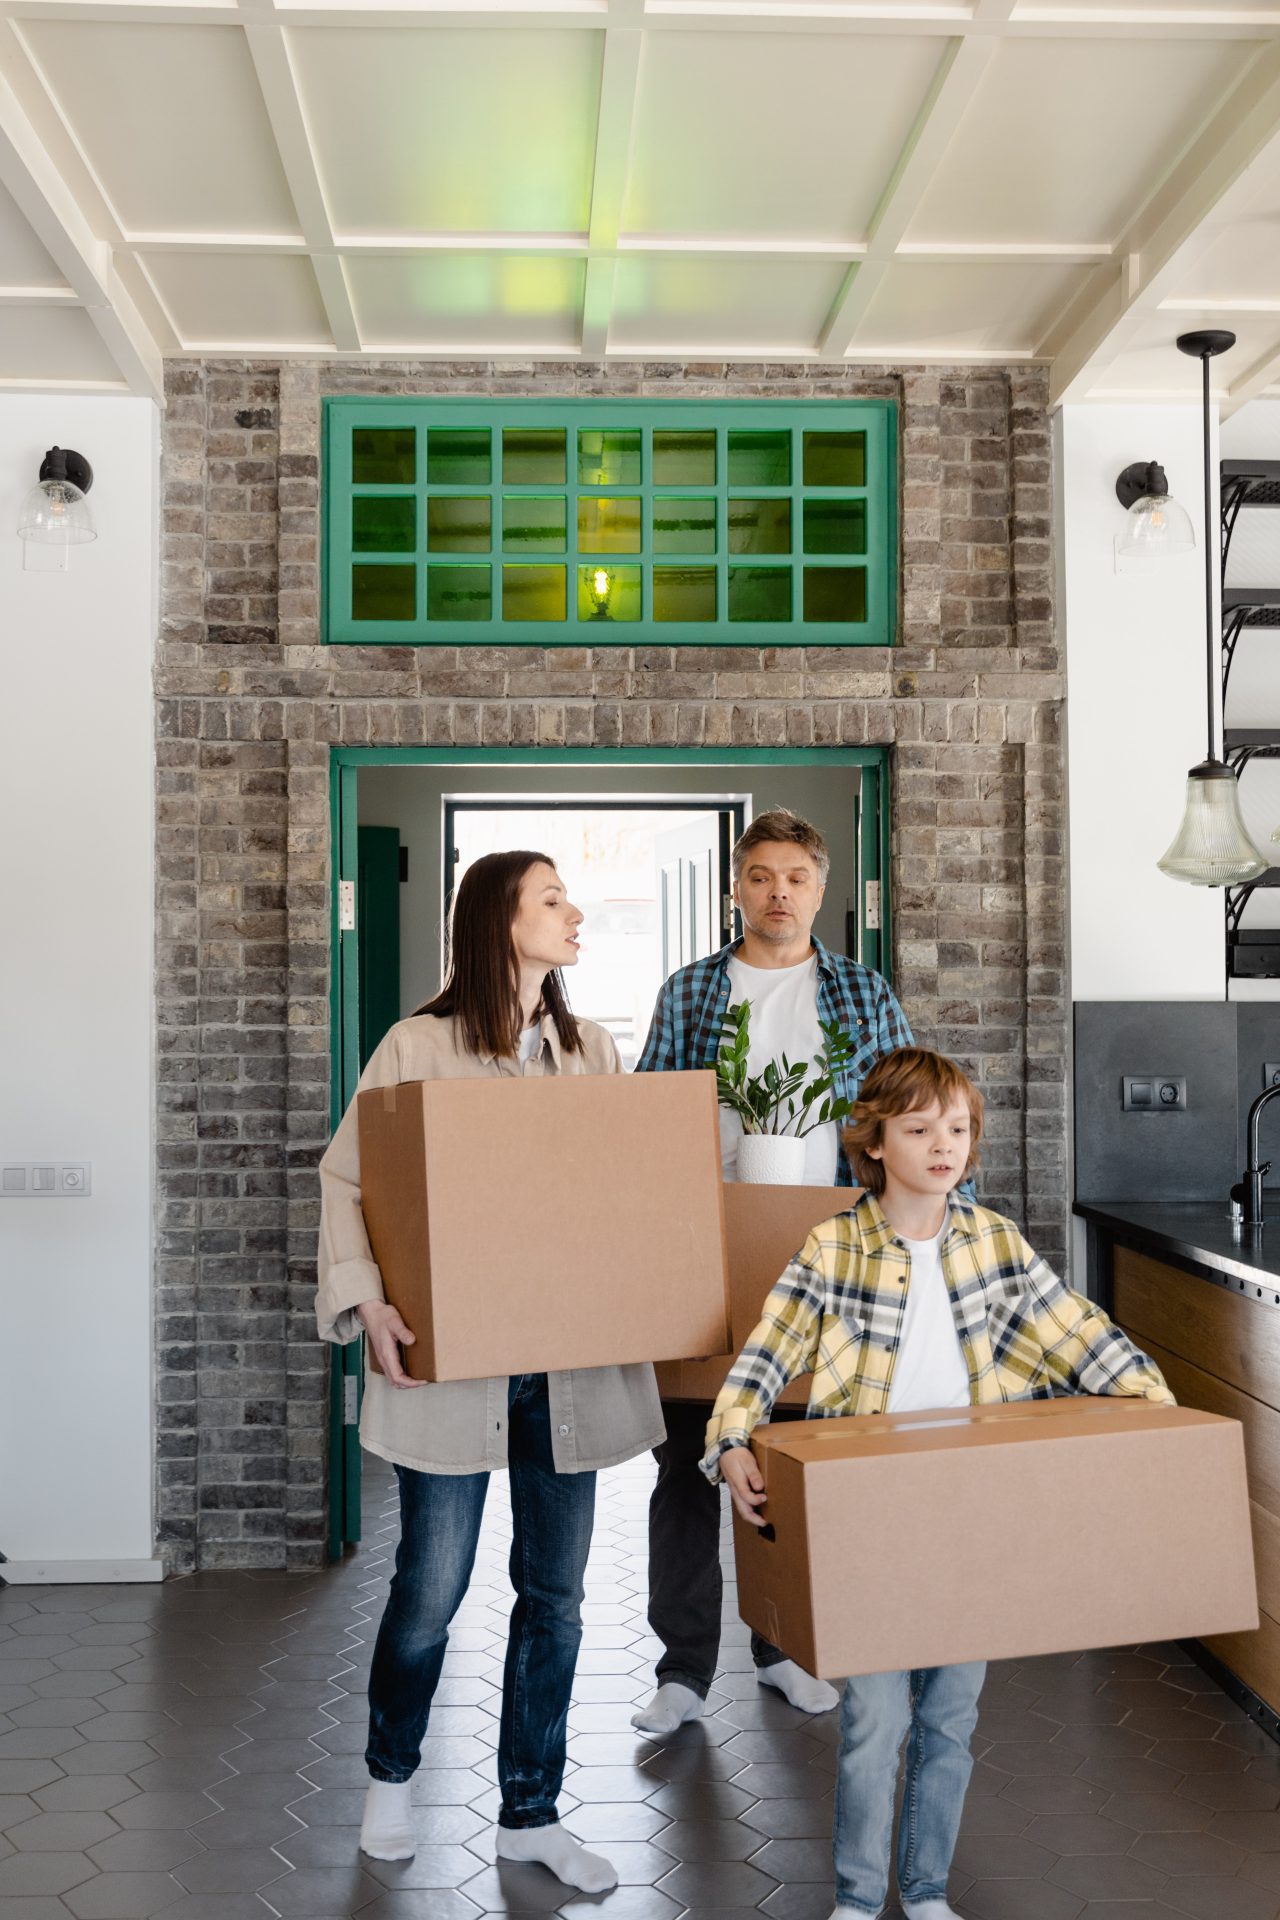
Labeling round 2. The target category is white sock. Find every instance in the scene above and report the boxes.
[903,1901,962,1920]
[360,1779,415,1860]
[495,1823,618,1892]
[630,1681,705,1735]
[758,1658,840,1714]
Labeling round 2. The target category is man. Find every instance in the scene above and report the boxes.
[631,808,914,1736]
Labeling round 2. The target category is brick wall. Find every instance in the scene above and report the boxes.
[155,358,1065,1572]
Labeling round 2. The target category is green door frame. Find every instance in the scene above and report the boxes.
[325,743,894,1559]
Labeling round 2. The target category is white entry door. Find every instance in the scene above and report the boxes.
[656,812,726,975]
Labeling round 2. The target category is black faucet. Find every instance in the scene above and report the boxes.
[1241,1083,1280,1226]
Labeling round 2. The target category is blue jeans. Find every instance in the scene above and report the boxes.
[365,1373,597,1829]
[833,1662,985,1913]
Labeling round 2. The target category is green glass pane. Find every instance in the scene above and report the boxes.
[653,567,716,623]
[652,497,716,554]
[803,498,867,555]
[728,498,791,555]
[427,428,491,485]
[503,564,566,622]
[503,496,566,553]
[503,428,566,484]
[353,495,415,554]
[578,429,641,486]
[578,496,642,554]
[352,564,416,622]
[652,429,716,486]
[727,431,790,486]
[803,430,866,487]
[577,564,641,623]
[352,427,415,486]
[729,567,791,623]
[427,496,491,553]
[427,565,491,623]
[803,565,867,623]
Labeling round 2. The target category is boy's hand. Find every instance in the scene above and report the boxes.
[357,1300,426,1388]
[721,1446,768,1526]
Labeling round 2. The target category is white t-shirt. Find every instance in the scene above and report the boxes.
[719,952,839,1185]
[886,1216,971,1414]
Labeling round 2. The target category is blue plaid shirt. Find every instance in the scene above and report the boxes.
[634,937,914,1187]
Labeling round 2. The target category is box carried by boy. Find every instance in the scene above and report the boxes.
[733,1396,1257,1679]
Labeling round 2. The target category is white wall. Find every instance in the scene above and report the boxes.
[1060,403,1224,1003]
[0,395,160,1574]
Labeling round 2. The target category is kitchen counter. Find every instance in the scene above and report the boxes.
[1078,1200,1280,1730]
[1075,1200,1280,1301]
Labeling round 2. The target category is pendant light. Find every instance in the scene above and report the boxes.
[1157,332,1268,887]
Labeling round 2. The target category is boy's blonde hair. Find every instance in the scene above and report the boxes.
[843,1047,984,1196]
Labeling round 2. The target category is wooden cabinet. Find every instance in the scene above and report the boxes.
[1112,1244,1280,1709]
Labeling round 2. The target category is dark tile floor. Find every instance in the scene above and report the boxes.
[2,1453,1280,1919]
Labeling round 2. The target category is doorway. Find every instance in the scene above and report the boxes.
[327,746,891,1556]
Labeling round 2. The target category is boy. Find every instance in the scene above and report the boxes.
[702,1047,1173,1920]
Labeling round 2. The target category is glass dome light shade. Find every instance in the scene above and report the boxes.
[1157,760,1268,886]
[17,476,96,546]
[1115,491,1195,558]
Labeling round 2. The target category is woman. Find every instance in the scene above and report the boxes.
[316,851,664,1894]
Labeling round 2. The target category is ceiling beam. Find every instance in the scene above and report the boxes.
[580,9,641,356]
[1050,41,1280,406]
[242,13,359,349]
[818,15,1009,358]
[0,60,162,395]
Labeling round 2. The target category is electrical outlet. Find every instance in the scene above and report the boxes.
[1265,1064,1280,1090]
[1122,1076,1187,1112]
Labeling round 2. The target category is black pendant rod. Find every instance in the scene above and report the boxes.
[1202,345,1216,764]
[1177,328,1236,762]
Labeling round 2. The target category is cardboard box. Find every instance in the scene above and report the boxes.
[655,1182,853,1406]
[356,1070,731,1382]
[733,1397,1258,1679]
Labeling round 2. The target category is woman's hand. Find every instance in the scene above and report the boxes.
[720,1446,768,1526]
[357,1300,426,1389]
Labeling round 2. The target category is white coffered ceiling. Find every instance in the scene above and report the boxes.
[0,0,1279,406]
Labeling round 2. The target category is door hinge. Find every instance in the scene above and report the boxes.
[865,880,882,931]
[338,879,356,931]
[343,1374,359,1426]
[722,892,734,936]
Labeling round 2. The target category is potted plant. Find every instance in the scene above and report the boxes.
[715,1000,858,1185]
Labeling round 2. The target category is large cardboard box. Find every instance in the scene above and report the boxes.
[733,1397,1258,1679]
[357,1070,731,1382]
[655,1182,853,1406]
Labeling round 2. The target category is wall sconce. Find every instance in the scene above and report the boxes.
[17,447,96,570]
[1115,459,1194,559]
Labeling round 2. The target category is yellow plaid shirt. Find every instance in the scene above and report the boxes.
[702,1191,1173,1479]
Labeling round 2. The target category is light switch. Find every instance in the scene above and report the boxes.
[0,1162,91,1196]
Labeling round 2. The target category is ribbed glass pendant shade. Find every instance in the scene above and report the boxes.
[1157,760,1268,886]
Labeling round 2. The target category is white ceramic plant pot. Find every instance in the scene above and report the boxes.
[736,1133,808,1186]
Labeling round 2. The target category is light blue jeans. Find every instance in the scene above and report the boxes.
[833,1661,986,1913]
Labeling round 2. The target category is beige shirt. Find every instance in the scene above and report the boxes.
[316,1009,665,1475]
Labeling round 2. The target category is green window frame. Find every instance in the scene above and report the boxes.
[323,397,897,647]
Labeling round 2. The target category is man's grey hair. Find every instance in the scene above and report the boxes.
[731,809,830,885]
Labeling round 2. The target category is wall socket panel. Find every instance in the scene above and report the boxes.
[1,1162,91,1197]
[1121,1076,1188,1112]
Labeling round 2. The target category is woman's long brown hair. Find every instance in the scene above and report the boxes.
[415,850,583,1058]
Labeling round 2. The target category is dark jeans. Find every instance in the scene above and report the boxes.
[366,1372,596,1829]
[648,1398,795,1699]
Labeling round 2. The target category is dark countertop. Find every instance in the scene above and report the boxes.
[1075,1200,1280,1295]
